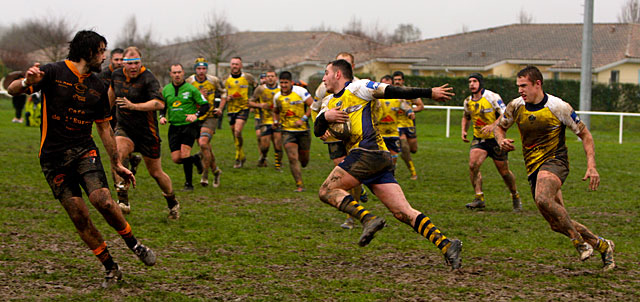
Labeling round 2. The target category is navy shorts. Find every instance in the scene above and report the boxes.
[339,149,397,187]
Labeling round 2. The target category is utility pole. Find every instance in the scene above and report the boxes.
[579,0,594,128]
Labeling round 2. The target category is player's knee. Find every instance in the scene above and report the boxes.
[89,189,113,211]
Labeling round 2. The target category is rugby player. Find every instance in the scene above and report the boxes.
[315,59,462,270]
[109,46,179,218]
[186,58,223,187]
[218,57,257,168]
[495,66,614,271]
[273,71,313,192]
[160,64,209,197]
[393,71,424,180]
[98,48,143,175]
[313,52,369,230]
[249,70,283,170]
[8,30,156,287]
[377,75,414,166]
[461,73,521,211]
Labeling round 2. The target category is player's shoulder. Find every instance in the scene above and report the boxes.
[206,74,220,82]
[273,91,282,99]
[242,72,255,82]
[185,74,196,83]
[545,93,574,112]
[482,89,502,100]
[292,85,310,98]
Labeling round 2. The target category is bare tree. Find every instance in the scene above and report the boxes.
[0,16,74,70]
[342,16,366,38]
[517,8,534,24]
[391,24,422,43]
[193,11,237,76]
[457,24,470,34]
[115,15,165,79]
[310,22,333,32]
[618,0,640,23]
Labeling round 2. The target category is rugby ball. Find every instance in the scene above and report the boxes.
[328,120,352,141]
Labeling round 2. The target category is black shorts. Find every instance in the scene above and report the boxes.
[383,137,401,153]
[115,126,161,159]
[254,118,261,130]
[41,146,109,200]
[527,157,570,200]
[199,116,218,134]
[338,148,397,187]
[228,109,250,126]
[470,137,508,161]
[327,142,347,160]
[168,123,200,152]
[282,131,311,151]
[259,124,280,137]
[398,127,417,139]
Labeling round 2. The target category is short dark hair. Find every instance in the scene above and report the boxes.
[392,71,405,79]
[517,66,544,85]
[381,75,393,82]
[170,63,184,71]
[328,59,353,81]
[111,48,124,56]
[231,56,242,61]
[279,71,292,81]
[67,30,107,63]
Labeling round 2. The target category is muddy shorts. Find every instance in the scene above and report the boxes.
[398,127,417,139]
[168,123,200,152]
[383,137,401,153]
[254,118,261,130]
[228,109,250,126]
[470,137,508,161]
[527,157,570,199]
[41,146,109,200]
[115,126,161,159]
[282,130,311,151]
[339,148,397,186]
[259,124,280,137]
[327,141,347,160]
[199,116,218,134]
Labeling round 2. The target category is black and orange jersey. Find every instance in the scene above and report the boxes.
[29,60,111,158]
[463,89,506,139]
[499,93,585,175]
[111,66,163,133]
[320,80,388,152]
[97,64,116,90]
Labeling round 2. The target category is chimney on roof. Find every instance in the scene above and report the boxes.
[481,52,486,57]
[467,52,472,57]
[610,25,616,33]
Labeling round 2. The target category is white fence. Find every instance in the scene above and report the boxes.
[423,105,640,144]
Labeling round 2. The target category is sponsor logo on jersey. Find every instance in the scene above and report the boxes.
[365,81,381,90]
[528,114,536,122]
[570,111,580,123]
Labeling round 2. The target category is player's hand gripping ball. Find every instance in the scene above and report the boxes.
[328,120,352,141]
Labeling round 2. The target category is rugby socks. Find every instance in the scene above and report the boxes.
[93,242,116,270]
[182,156,194,186]
[595,237,610,253]
[408,161,417,177]
[164,193,178,209]
[338,195,376,224]
[413,213,452,254]
[511,192,519,200]
[234,136,244,161]
[274,149,283,169]
[117,222,139,250]
[475,192,485,201]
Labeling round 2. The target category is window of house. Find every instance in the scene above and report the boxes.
[610,70,619,84]
[411,70,420,76]
[553,72,559,80]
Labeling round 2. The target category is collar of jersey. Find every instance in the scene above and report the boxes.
[124,66,146,81]
[524,93,549,112]
[64,60,92,82]
[333,81,352,98]
[231,72,242,79]
[471,88,485,101]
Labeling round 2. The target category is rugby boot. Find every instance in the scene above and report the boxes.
[574,241,594,261]
[212,168,222,188]
[600,239,616,271]
[340,216,355,230]
[233,160,242,169]
[129,154,142,176]
[200,174,209,187]
[168,204,180,220]
[257,155,267,167]
[116,184,130,214]
[444,239,463,270]
[182,183,194,192]
[294,187,305,193]
[465,198,485,209]
[101,263,123,288]
[358,216,386,247]
[512,193,522,212]
[133,243,156,266]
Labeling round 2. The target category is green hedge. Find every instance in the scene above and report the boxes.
[405,75,640,112]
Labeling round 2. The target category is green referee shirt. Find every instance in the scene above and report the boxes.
[162,81,209,126]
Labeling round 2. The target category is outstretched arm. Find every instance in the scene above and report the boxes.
[577,127,599,191]
[374,83,454,102]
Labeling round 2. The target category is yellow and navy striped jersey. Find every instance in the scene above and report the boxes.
[499,93,585,175]
[186,74,224,119]
[253,84,280,125]
[376,98,412,138]
[463,89,506,139]
[275,86,311,131]
[397,98,419,128]
[320,80,388,152]
[223,72,256,113]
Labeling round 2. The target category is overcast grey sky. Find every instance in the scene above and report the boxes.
[2,0,631,45]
